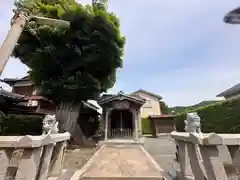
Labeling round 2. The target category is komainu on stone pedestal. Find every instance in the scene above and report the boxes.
[184,112,202,133]
[42,114,59,135]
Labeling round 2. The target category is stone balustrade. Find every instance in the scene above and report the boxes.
[171,131,240,180]
[0,132,70,180]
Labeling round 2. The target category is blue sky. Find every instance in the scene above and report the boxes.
[1,0,240,106]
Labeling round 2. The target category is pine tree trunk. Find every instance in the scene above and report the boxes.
[56,102,89,146]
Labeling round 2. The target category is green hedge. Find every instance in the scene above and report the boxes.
[0,112,42,135]
[142,117,152,134]
[175,98,240,133]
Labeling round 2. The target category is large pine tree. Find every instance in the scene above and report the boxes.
[13,0,125,145]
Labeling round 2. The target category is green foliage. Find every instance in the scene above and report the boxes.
[159,101,169,114]
[142,117,152,134]
[0,112,42,135]
[175,99,240,133]
[13,0,125,104]
[169,100,220,114]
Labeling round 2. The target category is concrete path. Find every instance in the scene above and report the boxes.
[77,144,165,180]
[144,136,179,179]
[57,136,178,180]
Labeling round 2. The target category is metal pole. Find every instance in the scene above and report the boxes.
[0,9,70,76]
[0,10,28,75]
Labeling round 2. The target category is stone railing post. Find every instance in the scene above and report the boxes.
[49,141,67,177]
[171,131,240,180]
[175,112,204,179]
[184,112,203,161]
[0,132,70,180]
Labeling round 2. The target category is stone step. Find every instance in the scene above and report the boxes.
[98,138,145,147]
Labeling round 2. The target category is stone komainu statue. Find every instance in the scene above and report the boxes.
[184,112,202,133]
[175,112,202,162]
[42,114,59,135]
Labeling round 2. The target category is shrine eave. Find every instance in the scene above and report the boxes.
[98,92,145,105]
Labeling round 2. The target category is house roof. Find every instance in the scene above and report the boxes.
[130,89,162,101]
[216,83,240,97]
[82,101,102,115]
[0,88,25,100]
[21,76,29,80]
[87,100,102,114]
[1,75,32,86]
[98,91,145,105]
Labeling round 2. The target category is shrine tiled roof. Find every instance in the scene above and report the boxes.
[99,94,115,101]
[98,91,145,105]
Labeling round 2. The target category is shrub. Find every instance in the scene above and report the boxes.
[0,112,42,135]
[175,98,240,133]
[142,117,152,134]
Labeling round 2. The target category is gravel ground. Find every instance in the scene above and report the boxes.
[144,136,179,179]
[63,147,97,170]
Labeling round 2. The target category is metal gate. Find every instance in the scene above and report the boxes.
[110,128,133,138]
[110,110,133,138]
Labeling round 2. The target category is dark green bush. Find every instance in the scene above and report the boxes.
[175,98,240,133]
[0,112,42,135]
[142,117,152,134]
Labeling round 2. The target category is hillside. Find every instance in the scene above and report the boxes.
[169,100,220,114]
